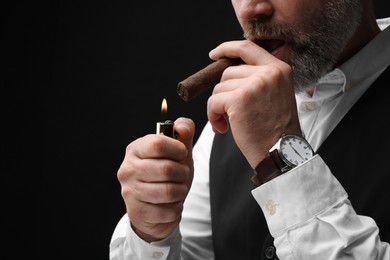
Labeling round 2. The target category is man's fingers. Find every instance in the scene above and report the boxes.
[128,134,187,161]
[209,40,276,66]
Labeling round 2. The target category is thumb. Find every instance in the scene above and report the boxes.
[174,117,195,153]
[174,117,195,187]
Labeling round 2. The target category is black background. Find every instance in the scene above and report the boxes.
[3,1,388,259]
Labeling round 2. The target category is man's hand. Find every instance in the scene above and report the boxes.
[207,40,302,168]
[117,117,195,242]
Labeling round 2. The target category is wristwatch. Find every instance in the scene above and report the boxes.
[251,134,314,186]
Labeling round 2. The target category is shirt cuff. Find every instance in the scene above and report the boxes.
[251,154,348,237]
[110,214,181,260]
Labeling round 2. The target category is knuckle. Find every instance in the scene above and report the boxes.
[125,142,133,152]
[117,167,127,183]
[270,63,292,80]
[125,139,138,153]
[240,39,255,49]
[223,65,235,75]
[279,62,292,73]
[237,80,261,104]
[117,160,137,183]
[265,65,282,79]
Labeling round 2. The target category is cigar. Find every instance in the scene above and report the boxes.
[177,58,243,101]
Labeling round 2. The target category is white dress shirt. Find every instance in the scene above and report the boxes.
[110,18,390,260]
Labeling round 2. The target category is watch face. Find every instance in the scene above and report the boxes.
[279,135,314,167]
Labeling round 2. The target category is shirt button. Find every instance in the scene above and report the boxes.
[265,245,276,259]
[152,251,164,259]
[265,200,278,215]
[304,102,317,111]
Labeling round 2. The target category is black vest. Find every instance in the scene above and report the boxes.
[209,67,390,260]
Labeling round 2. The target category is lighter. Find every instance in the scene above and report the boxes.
[156,120,177,138]
[156,98,177,139]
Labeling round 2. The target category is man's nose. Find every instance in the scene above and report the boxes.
[235,0,273,21]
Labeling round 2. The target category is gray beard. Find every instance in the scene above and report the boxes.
[243,0,363,92]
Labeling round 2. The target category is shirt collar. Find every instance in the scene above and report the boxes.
[297,68,346,103]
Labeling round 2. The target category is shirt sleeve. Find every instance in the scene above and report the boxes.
[109,214,181,260]
[251,154,390,259]
[109,123,215,260]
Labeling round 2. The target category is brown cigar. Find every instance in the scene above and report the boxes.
[177,58,243,101]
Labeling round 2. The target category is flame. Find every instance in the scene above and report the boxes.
[161,98,168,114]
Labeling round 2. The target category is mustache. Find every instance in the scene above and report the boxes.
[243,19,309,45]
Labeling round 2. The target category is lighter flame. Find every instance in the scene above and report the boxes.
[161,98,168,114]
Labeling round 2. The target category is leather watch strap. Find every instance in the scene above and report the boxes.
[251,149,288,186]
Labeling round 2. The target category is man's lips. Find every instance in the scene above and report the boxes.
[254,39,286,55]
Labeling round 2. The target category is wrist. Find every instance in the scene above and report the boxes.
[251,134,314,186]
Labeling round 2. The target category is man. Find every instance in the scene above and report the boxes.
[110,0,390,259]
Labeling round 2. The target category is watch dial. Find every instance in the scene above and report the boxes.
[280,136,314,166]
